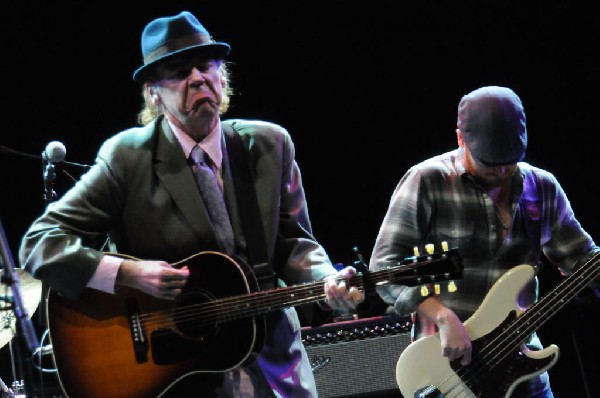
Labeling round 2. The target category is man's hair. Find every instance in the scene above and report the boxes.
[136,61,233,126]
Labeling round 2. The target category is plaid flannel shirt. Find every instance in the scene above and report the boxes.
[369,147,598,342]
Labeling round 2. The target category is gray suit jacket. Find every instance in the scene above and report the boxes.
[19,116,334,396]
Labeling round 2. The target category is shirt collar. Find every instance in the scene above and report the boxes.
[168,119,223,168]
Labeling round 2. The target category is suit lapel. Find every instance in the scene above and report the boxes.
[154,118,221,248]
[221,132,244,252]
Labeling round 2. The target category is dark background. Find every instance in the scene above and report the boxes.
[1,1,598,397]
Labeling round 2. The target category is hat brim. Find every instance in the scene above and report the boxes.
[472,152,525,167]
[132,42,230,83]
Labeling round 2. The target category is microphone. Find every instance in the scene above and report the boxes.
[42,141,66,202]
[43,141,67,163]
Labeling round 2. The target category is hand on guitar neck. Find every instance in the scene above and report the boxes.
[323,265,365,311]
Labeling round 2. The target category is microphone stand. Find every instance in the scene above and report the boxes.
[0,218,39,398]
[41,155,57,203]
[1,142,90,396]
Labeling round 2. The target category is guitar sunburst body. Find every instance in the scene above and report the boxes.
[48,252,264,398]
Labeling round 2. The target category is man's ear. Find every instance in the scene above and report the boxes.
[456,128,465,147]
[147,85,160,103]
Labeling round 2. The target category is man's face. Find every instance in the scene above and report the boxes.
[151,55,224,137]
[464,144,518,189]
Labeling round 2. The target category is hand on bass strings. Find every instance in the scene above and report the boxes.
[419,298,472,365]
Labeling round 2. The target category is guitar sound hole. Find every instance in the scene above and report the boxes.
[173,290,218,339]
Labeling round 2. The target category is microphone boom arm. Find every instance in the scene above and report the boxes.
[0,144,90,169]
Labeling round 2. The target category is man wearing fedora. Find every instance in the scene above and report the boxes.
[19,10,363,397]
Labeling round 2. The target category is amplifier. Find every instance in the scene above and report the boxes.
[301,314,412,398]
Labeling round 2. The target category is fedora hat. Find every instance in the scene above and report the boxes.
[133,11,231,83]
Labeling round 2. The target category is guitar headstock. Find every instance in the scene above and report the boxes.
[388,242,463,289]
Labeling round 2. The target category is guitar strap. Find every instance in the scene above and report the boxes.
[222,123,275,290]
[513,168,544,309]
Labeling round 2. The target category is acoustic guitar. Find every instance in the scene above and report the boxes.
[47,247,463,398]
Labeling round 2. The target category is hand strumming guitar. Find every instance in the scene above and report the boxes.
[417,297,472,366]
[117,259,190,300]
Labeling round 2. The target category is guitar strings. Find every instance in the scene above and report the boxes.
[432,252,600,396]
[144,263,427,331]
[140,268,359,329]
[445,256,599,396]
[459,254,600,393]
[139,280,340,333]
[135,255,455,335]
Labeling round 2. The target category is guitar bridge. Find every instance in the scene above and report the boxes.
[126,297,148,363]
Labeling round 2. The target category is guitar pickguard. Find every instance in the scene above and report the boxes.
[450,310,557,397]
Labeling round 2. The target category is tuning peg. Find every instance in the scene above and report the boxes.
[441,241,449,252]
[425,244,434,255]
[351,246,369,272]
[434,284,441,295]
[413,246,420,256]
[420,285,429,296]
[448,281,457,293]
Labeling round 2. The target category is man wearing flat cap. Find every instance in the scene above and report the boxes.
[19,10,363,397]
[370,86,599,397]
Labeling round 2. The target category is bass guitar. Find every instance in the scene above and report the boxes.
[396,251,600,398]
[47,247,463,398]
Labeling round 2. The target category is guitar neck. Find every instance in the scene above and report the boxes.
[215,248,463,322]
[515,251,600,336]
